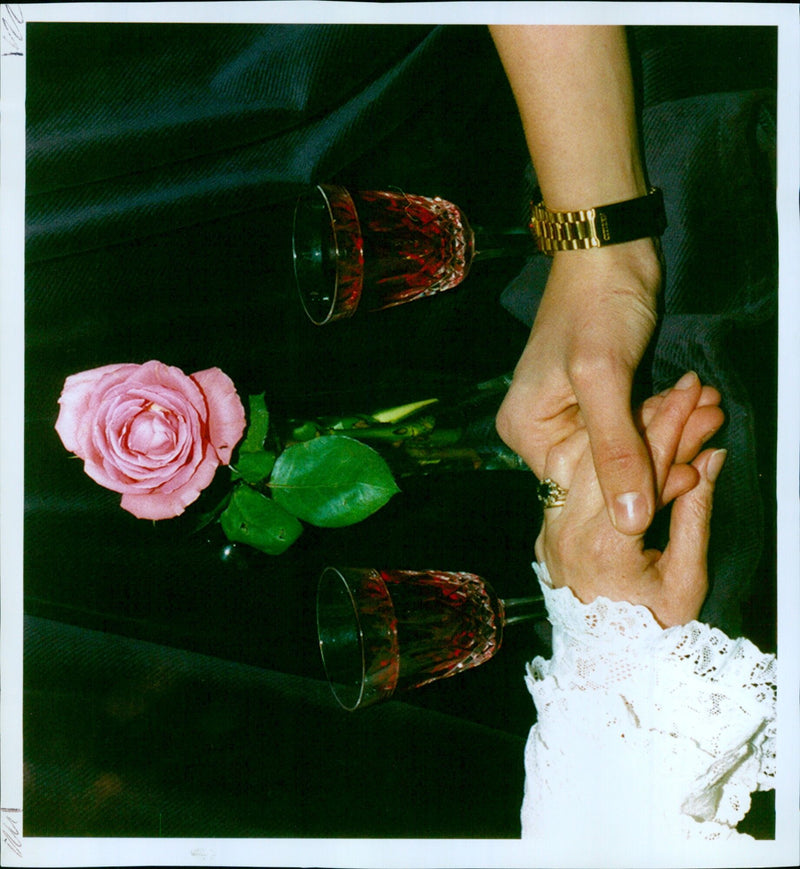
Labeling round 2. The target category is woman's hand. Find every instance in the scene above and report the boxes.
[535,371,726,627]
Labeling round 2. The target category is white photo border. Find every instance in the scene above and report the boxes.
[2,3,798,868]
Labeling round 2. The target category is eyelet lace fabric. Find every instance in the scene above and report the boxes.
[521,563,776,843]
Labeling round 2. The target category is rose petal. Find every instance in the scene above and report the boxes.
[89,370,204,489]
[82,407,189,492]
[142,360,210,413]
[191,367,246,464]
[127,410,178,456]
[57,360,242,520]
[120,446,220,519]
[55,363,140,454]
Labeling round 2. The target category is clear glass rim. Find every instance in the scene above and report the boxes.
[316,566,366,711]
[292,184,362,325]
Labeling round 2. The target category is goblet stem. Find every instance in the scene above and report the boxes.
[472,226,537,262]
[500,594,547,627]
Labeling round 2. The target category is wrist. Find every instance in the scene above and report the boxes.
[550,237,662,299]
[530,188,667,255]
[536,166,648,216]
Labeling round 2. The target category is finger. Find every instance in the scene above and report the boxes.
[696,385,722,408]
[542,427,589,492]
[638,401,724,467]
[538,431,594,551]
[661,463,700,505]
[660,448,727,612]
[638,384,722,429]
[641,371,704,501]
[572,366,655,536]
[637,379,723,508]
[673,405,725,464]
[541,445,602,541]
[658,383,721,405]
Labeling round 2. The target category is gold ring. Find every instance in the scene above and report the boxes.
[537,477,568,509]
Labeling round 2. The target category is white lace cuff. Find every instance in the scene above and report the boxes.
[521,563,777,842]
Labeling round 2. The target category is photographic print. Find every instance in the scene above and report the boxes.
[2,3,798,867]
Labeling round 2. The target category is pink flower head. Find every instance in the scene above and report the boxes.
[55,360,246,520]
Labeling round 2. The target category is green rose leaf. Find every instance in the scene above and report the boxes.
[232,450,276,484]
[220,484,303,555]
[290,420,320,442]
[270,435,400,528]
[240,393,270,453]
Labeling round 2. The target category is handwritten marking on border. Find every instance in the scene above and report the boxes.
[1,809,22,859]
[1,4,24,57]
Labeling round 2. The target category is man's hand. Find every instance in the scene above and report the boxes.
[497,238,661,535]
[489,25,664,536]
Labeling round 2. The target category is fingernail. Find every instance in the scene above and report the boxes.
[614,491,648,531]
[674,371,699,390]
[706,449,728,482]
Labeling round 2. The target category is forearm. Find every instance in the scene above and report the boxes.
[489,25,646,209]
[491,25,663,534]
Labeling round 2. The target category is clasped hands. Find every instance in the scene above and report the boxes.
[498,245,725,627]
[536,369,725,627]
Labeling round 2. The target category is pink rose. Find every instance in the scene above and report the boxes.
[55,360,246,520]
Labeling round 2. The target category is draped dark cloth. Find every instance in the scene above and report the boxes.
[22,23,777,839]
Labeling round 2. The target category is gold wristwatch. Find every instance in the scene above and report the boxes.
[529,187,667,254]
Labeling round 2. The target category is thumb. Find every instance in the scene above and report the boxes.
[660,448,727,610]
[575,371,655,536]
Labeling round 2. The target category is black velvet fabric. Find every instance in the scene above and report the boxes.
[24,22,539,840]
[23,23,777,840]
[24,612,531,839]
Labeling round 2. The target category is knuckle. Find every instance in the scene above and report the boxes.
[584,530,618,566]
[551,533,578,575]
[658,393,695,431]
[685,494,712,528]
[546,440,572,478]
[568,351,619,392]
[495,397,549,474]
[546,436,584,482]
[595,441,643,478]
[494,401,518,446]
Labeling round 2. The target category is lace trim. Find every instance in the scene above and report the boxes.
[532,561,667,646]
[523,562,777,836]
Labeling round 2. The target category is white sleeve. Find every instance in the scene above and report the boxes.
[521,563,777,844]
